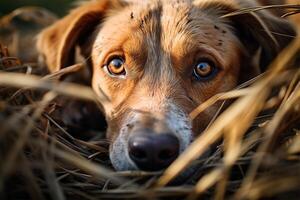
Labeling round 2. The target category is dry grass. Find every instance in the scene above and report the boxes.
[1,5,300,200]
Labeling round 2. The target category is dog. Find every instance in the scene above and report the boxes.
[0,7,57,63]
[37,0,296,172]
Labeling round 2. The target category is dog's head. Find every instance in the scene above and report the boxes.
[37,0,295,171]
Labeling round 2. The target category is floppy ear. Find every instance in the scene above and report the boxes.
[36,1,128,136]
[195,0,296,77]
[37,0,125,73]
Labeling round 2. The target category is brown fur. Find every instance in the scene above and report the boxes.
[37,0,296,170]
[0,7,57,62]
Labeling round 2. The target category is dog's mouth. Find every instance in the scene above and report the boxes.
[109,104,194,172]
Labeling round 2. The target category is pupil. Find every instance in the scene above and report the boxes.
[112,59,123,68]
[198,63,208,71]
[193,61,217,80]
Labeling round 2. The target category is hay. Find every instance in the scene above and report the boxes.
[0,5,300,200]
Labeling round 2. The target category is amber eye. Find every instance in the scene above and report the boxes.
[106,57,126,76]
[193,61,217,81]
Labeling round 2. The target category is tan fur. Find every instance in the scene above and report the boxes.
[37,0,296,171]
[0,7,57,63]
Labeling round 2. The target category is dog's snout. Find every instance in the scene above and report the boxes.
[128,133,179,171]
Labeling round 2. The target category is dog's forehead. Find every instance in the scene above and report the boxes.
[102,0,194,32]
[96,0,229,51]
[123,0,192,5]
[93,0,240,70]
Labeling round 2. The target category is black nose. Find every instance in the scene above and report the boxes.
[128,133,179,171]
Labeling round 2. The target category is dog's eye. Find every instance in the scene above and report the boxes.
[106,57,126,76]
[193,61,217,81]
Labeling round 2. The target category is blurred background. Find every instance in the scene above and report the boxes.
[0,0,74,16]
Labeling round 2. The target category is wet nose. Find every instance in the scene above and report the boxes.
[128,133,179,171]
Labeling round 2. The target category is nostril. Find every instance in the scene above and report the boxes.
[128,133,180,171]
[128,137,150,165]
[129,146,147,161]
[158,149,176,160]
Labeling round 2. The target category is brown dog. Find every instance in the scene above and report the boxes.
[0,7,57,63]
[37,0,296,171]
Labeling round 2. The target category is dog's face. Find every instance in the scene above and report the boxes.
[37,0,295,171]
[91,1,241,170]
